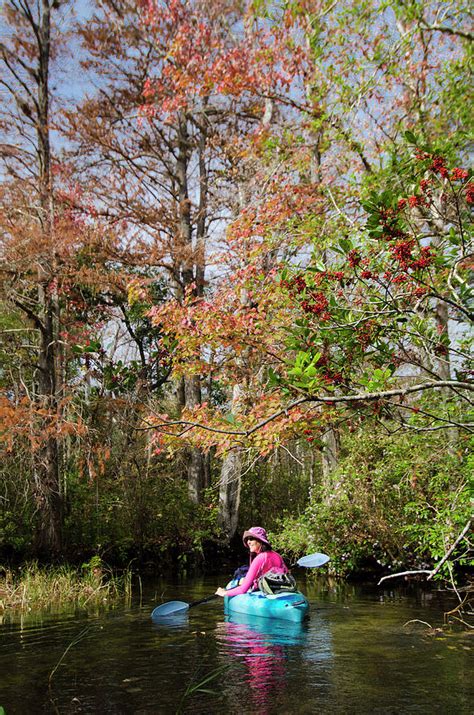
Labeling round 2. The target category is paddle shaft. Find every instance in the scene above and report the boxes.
[188,594,219,608]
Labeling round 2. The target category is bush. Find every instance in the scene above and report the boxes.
[273,427,472,577]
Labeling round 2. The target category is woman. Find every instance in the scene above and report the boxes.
[215,526,288,598]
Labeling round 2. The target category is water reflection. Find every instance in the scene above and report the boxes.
[224,611,308,647]
[215,612,308,713]
[151,611,190,631]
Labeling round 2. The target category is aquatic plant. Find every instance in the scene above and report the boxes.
[177,664,230,714]
[0,558,133,612]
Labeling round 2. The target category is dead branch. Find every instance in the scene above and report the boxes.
[427,519,473,581]
[378,569,432,585]
[378,518,472,586]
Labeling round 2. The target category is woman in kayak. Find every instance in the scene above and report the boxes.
[215,526,288,598]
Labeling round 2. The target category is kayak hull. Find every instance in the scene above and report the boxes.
[224,590,309,623]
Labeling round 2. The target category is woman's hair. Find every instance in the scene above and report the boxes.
[250,541,272,561]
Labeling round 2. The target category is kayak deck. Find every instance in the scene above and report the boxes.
[224,590,309,622]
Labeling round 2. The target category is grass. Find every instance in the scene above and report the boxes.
[177,664,230,713]
[0,558,133,612]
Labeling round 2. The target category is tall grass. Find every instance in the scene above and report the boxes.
[0,559,133,612]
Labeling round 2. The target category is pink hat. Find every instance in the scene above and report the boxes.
[242,526,271,547]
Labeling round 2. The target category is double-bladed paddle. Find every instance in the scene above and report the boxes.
[151,551,330,618]
[151,594,218,618]
[295,552,330,568]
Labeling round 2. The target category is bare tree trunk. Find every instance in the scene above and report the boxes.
[218,384,243,539]
[28,1,62,554]
[321,427,341,501]
[176,111,206,503]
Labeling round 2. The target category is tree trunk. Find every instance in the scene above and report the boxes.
[303,25,342,485]
[33,1,62,554]
[216,152,257,538]
[176,112,206,503]
[185,374,205,503]
[321,426,341,502]
[218,384,243,539]
[219,448,242,540]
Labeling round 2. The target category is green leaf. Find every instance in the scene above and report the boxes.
[404,130,418,145]
[267,367,280,385]
[339,238,353,253]
[288,366,303,376]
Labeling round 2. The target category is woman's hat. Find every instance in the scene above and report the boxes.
[242,526,271,547]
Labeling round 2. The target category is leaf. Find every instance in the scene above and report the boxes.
[339,238,353,253]
[267,367,280,385]
[404,130,418,145]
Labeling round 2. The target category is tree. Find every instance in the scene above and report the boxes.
[70,0,298,506]
[0,0,75,554]
[146,0,472,458]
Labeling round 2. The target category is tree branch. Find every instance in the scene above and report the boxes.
[378,518,473,586]
[141,380,473,438]
[427,519,472,581]
[420,22,474,43]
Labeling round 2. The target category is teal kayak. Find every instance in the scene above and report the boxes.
[224,589,309,623]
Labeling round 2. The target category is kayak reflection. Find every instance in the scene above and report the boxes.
[216,612,308,713]
[224,610,308,647]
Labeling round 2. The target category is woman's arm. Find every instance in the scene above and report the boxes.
[216,553,267,597]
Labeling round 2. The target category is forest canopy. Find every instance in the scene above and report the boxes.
[0,1,472,595]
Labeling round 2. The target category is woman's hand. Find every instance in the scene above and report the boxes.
[215,587,227,597]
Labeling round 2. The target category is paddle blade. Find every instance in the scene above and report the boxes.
[296,552,330,568]
[151,600,190,618]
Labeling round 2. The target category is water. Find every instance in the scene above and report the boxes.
[1,576,472,714]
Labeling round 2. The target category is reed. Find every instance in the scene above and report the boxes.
[0,559,133,612]
[177,664,230,713]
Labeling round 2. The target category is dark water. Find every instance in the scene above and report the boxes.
[1,576,473,714]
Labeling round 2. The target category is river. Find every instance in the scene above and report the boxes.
[1,575,472,713]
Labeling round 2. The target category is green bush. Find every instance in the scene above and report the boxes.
[273,428,472,577]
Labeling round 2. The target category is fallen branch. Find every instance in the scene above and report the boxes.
[427,519,472,581]
[403,619,433,629]
[378,569,432,585]
[378,518,472,586]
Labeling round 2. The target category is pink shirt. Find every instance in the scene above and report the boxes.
[224,551,288,597]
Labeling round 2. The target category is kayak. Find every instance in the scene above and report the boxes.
[224,589,309,623]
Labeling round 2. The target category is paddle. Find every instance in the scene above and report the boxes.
[151,594,218,618]
[151,551,330,618]
[296,552,330,568]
